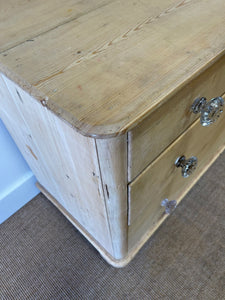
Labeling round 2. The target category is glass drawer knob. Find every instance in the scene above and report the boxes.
[191,96,224,126]
[161,199,177,214]
[175,155,197,178]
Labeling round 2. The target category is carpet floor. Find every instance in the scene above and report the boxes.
[1,151,225,299]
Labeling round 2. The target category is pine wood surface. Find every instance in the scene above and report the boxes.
[1,0,225,266]
[96,136,128,258]
[1,0,225,137]
[128,55,225,181]
[0,74,114,256]
[36,182,129,267]
[128,92,225,249]
[0,0,112,53]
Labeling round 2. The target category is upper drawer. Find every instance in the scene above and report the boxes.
[128,55,225,181]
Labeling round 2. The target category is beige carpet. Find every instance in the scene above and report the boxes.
[1,151,225,299]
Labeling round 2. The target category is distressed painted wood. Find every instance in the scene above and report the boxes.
[0,0,225,137]
[128,55,225,181]
[128,93,225,250]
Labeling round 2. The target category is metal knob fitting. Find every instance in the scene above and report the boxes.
[191,96,224,126]
[161,199,177,214]
[175,155,197,178]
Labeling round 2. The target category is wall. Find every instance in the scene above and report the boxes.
[0,119,39,224]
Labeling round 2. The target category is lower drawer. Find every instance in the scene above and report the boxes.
[128,93,225,250]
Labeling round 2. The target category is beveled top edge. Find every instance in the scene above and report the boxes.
[1,50,225,139]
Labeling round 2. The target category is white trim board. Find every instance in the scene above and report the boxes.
[0,172,39,224]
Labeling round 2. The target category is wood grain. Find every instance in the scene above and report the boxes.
[1,75,114,255]
[0,0,112,52]
[1,0,225,266]
[96,136,128,259]
[128,55,225,181]
[0,0,224,137]
[37,182,130,267]
[0,74,61,202]
[128,94,225,250]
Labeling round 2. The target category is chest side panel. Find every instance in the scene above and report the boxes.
[0,74,114,255]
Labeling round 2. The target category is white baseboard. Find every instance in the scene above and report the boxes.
[0,172,39,224]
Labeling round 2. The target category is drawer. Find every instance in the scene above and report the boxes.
[128,92,225,250]
[128,55,225,181]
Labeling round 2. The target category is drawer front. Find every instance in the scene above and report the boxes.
[128,55,225,181]
[128,92,225,250]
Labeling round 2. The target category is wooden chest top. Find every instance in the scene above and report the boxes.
[0,0,225,137]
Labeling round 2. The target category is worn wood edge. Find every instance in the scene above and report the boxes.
[127,139,225,255]
[36,182,131,268]
[1,50,225,139]
[0,63,87,134]
[95,135,128,259]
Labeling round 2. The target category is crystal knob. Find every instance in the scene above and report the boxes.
[161,199,177,214]
[175,155,197,178]
[191,96,224,126]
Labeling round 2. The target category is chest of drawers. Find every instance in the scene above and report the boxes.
[0,0,225,267]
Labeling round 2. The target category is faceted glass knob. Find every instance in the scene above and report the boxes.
[191,96,224,126]
[161,199,177,214]
[175,155,198,178]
